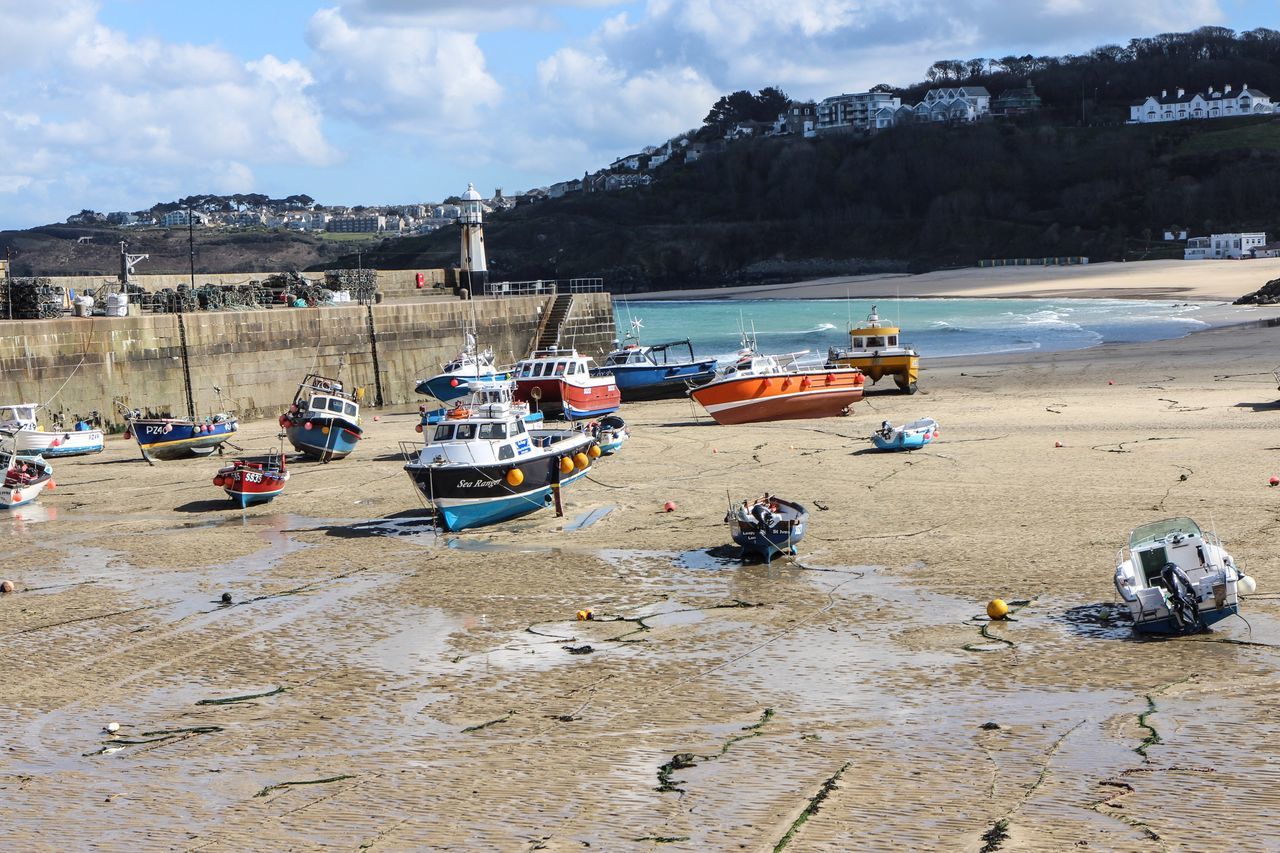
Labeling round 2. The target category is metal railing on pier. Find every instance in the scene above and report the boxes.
[482,278,604,297]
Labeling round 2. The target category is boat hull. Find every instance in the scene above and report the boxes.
[595,362,717,398]
[828,352,919,393]
[285,417,362,461]
[405,437,593,531]
[691,372,864,425]
[1131,603,1238,635]
[5,428,104,457]
[416,372,509,402]
[2,458,53,509]
[130,419,238,461]
[561,378,621,420]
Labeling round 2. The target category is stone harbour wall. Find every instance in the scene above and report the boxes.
[0,292,615,426]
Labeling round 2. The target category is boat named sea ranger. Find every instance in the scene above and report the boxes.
[214,445,289,508]
[414,335,509,402]
[592,336,717,399]
[1114,517,1255,635]
[280,374,363,462]
[826,306,920,394]
[726,494,808,561]
[0,444,54,509]
[514,348,621,420]
[120,406,238,464]
[871,418,939,452]
[404,395,597,531]
[689,338,864,425]
[0,403,104,458]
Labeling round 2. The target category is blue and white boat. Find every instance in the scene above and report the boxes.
[0,403,103,458]
[415,337,509,402]
[586,414,629,455]
[593,337,717,399]
[404,395,596,531]
[1115,517,1254,635]
[121,407,238,463]
[871,418,939,452]
[280,374,363,462]
[726,495,808,561]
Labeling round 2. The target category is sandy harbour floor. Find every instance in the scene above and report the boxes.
[5,317,1280,851]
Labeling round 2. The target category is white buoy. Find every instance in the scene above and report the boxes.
[106,722,120,733]
[1240,575,1257,595]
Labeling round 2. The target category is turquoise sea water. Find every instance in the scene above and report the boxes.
[610,298,1214,362]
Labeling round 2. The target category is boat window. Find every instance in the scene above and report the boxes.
[868,336,885,348]
[518,362,532,378]
[454,423,476,440]
[566,362,578,375]
[532,363,545,377]
[1129,517,1202,549]
[327,398,345,413]
[498,445,514,460]
[553,362,566,376]
[433,425,455,441]
[479,423,507,440]
[514,420,526,434]
[310,396,328,411]
[887,336,897,346]
[343,402,358,417]
[852,337,864,348]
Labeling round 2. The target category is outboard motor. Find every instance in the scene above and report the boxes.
[750,502,776,529]
[1160,561,1203,634]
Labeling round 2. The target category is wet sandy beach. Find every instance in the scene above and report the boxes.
[4,322,1280,851]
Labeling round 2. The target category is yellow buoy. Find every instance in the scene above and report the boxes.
[987,599,1010,620]
[576,609,593,621]
[588,444,602,459]
[559,456,575,475]
[506,468,524,487]
[573,452,589,470]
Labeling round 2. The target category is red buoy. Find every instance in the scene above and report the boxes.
[663,501,677,512]
[1270,476,1279,487]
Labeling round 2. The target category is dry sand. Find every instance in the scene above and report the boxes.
[4,318,1280,850]
[631,257,1280,302]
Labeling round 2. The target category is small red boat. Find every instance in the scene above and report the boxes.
[213,448,289,508]
[690,346,864,425]
[515,348,621,419]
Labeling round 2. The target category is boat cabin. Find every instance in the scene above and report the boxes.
[847,308,902,350]
[602,340,696,368]
[0,404,39,430]
[307,394,359,421]
[1125,517,1219,588]
[294,374,359,423]
[517,349,594,379]
[422,409,542,465]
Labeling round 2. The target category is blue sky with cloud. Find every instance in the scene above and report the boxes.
[0,0,1275,229]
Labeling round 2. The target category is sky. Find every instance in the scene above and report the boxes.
[0,0,1276,230]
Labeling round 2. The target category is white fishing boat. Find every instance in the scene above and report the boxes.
[0,403,104,457]
[1114,517,1255,635]
[1,443,54,509]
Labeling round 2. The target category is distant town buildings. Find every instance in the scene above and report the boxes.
[1129,84,1272,124]
[1184,232,1267,260]
[815,86,991,134]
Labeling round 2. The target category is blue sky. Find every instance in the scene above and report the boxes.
[0,0,1276,230]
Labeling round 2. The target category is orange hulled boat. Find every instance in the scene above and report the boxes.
[689,344,865,425]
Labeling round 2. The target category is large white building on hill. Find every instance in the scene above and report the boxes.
[1129,84,1272,123]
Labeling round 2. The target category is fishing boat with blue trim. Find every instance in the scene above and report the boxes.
[279,374,363,462]
[1114,517,1255,635]
[871,418,939,452]
[418,381,543,432]
[0,403,104,458]
[1,444,54,509]
[726,494,808,561]
[514,348,621,420]
[213,438,290,508]
[120,405,238,464]
[586,414,629,455]
[593,321,716,398]
[403,394,598,531]
[414,335,509,402]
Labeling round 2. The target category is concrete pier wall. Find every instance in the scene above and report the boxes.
[0,293,615,426]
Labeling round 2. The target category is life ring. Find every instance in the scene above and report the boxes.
[447,406,471,420]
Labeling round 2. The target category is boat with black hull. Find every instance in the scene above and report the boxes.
[404,396,597,531]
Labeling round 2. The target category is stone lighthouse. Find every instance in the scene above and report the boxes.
[459,182,488,298]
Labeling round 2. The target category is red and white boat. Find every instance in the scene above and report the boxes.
[690,345,865,425]
[213,448,289,508]
[514,348,621,420]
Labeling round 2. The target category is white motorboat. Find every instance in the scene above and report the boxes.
[0,403,104,457]
[1114,517,1254,635]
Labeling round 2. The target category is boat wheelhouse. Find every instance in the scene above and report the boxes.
[826,307,920,394]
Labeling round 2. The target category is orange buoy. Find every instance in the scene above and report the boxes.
[46,480,55,491]
[588,445,602,459]
[506,468,524,487]
[1055,441,1063,448]
[560,456,575,475]
[573,452,589,470]
[415,423,424,434]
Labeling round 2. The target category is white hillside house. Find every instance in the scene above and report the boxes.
[1184,232,1267,260]
[1129,84,1272,123]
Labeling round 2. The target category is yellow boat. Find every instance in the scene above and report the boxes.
[825,307,920,394]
